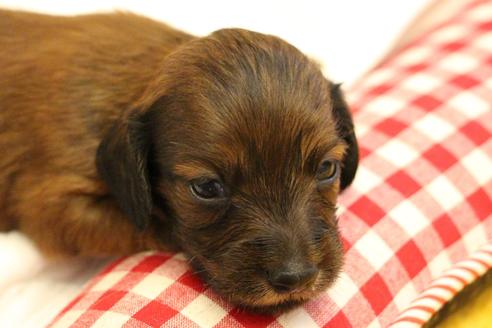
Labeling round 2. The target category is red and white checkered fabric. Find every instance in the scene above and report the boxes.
[50,0,492,326]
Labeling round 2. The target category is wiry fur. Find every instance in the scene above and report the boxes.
[0,10,358,312]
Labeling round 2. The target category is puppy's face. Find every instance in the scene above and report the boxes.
[97,29,358,312]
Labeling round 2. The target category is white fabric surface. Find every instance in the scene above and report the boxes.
[0,233,109,327]
[0,1,444,327]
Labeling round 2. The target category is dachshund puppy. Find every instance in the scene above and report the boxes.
[0,10,358,312]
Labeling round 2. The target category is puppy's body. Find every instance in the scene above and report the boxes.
[0,11,192,254]
[0,10,358,311]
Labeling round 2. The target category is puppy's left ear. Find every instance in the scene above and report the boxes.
[96,112,153,231]
[331,83,359,191]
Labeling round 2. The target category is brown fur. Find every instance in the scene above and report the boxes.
[0,9,358,312]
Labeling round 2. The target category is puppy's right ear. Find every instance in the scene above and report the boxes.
[96,112,152,231]
[330,83,359,191]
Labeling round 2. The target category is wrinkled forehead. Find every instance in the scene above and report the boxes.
[171,107,345,182]
[162,29,346,178]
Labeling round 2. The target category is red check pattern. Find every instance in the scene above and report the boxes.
[50,0,492,326]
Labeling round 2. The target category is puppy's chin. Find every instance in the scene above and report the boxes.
[231,276,332,315]
[188,257,339,314]
[236,294,312,315]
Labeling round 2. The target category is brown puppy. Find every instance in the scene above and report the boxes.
[0,10,358,312]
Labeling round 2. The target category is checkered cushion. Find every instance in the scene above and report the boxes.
[50,0,492,326]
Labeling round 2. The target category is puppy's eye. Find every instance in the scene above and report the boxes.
[190,178,226,200]
[316,160,339,184]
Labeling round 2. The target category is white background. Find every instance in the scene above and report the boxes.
[0,0,434,85]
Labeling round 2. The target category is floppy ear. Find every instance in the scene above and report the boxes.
[96,113,152,230]
[331,83,359,191]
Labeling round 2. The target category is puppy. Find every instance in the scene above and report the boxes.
[0,10,358,312]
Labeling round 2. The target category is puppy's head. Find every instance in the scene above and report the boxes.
[97,29,358,312]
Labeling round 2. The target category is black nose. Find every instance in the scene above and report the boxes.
[268,264,318,293]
